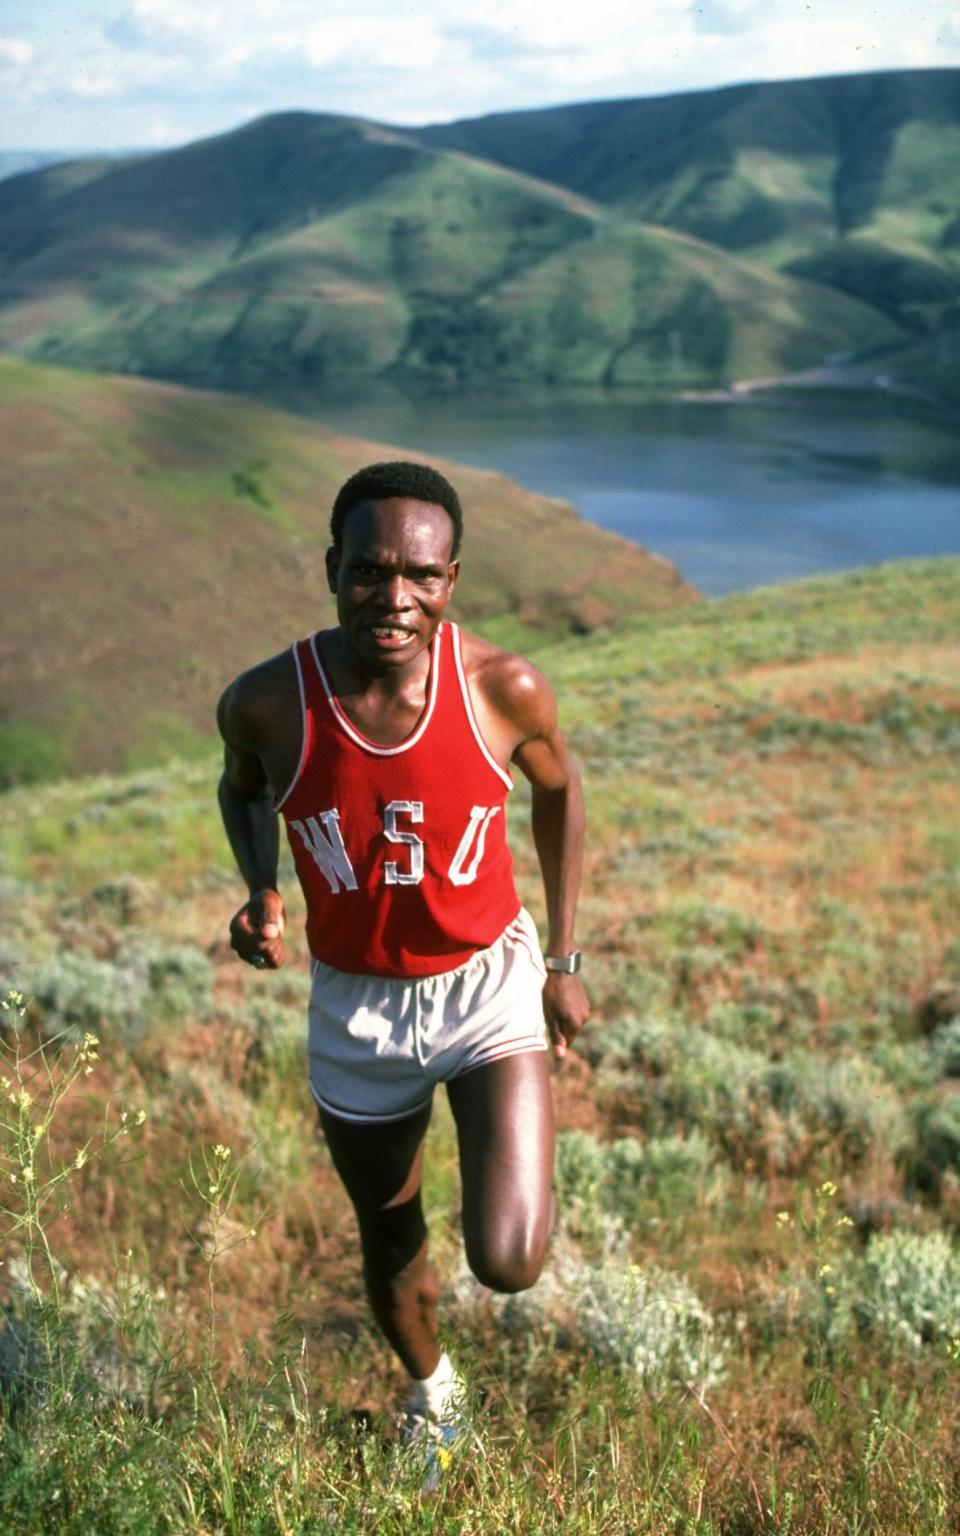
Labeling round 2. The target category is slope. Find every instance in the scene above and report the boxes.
[0,355,694,783]
[419,70,960,395]
[0,104,903,393]
[0,558,958,1528]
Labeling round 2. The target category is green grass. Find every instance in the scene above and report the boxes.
[1,557,959,1529]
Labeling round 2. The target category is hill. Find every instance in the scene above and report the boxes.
[1,557,959,1528]
[0,93,916,394]
[0,355,694,783]
[419,69,960,398]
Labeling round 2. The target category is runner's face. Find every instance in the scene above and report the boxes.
[326,498,459,666]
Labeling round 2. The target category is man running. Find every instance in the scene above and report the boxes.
[217,460,589,1449]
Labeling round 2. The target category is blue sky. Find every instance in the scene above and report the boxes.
[2,0,958,150]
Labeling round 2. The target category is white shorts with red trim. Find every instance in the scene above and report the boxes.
[307,907,549,1124]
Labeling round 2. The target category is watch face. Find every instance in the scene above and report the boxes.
[546,951,581,973]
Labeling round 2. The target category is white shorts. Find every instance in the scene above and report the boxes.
[307,907,549,1123]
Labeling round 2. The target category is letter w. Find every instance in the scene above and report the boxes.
[290,811,358,894]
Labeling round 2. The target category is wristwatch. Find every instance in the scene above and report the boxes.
[544,950,582,973]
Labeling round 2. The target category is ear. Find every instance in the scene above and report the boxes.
[325,545,340,595]
[446,559,460,595]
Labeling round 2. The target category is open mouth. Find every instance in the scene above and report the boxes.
[368,624,416,644]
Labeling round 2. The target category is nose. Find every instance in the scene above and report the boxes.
[376,573,413,610]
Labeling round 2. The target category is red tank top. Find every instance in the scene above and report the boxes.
[275,621,521,977]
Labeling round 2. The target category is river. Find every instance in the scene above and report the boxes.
[290,387,960,596]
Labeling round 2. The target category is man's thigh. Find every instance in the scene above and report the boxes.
[446,1052,555,1292]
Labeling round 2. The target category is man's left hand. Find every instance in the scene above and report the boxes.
[543,972,590,1061]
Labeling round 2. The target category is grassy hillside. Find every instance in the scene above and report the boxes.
[1,557,958,1530]
[421,69,960,398]
[0,96,912,394]
[0,354,694,784]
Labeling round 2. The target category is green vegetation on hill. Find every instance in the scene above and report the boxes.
[0,354,694,783]
[1,557,958,1529]
[420,69,960,398]
[3,73,951,396]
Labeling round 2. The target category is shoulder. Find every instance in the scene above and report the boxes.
[457,628,557,741]
[217,647,299,752]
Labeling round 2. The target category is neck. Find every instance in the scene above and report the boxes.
[325,625,436,697]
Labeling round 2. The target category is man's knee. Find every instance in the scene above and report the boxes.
[355,1197,429,1281]
[465,1228,548,1294]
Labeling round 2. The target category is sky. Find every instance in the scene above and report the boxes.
[1,0,958,152]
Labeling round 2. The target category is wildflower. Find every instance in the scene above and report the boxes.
[776,1211,791,1227]
[74,1148,88,1170]
[214,1145,230,1161]
[836,1215,854,1229]
[818,1264,832,1278]
[208,1184,218,1195]
[818,1180,838,1198]
[136,1109,147,1125]
[23,1167,34,1183]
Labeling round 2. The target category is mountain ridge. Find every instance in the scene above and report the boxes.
[1,69,954,398]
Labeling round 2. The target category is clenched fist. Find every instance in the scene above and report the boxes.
[229,888,287,970]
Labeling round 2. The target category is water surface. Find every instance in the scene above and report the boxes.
[291,387,960,595]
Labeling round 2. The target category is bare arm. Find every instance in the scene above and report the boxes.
[491,658,590,1059]
[216,678,287,969]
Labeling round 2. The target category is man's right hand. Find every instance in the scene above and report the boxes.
[229,888,287,969]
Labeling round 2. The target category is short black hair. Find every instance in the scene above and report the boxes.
[330,461,463,558]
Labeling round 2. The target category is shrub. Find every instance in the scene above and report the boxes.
[0,1257,164,1413]
[448,1233,726,1397]
[553,1131,608,1232]
[26,943,213,1043]
[553,1129,718,1235]
[764,1052,910,1164]
[26,952,132,1041]
[607,1132,714,1219]
[930,1018,960,1078]
[909,1094,960,1193]
[854,1230,960,1353]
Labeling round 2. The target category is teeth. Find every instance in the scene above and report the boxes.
[371,626,411,638]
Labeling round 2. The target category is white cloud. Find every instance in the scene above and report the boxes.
[3,0,960,149]
[304,15,447,71]
[0,35,35,66]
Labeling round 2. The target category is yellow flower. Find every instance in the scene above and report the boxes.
[818,1180,838,1198]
